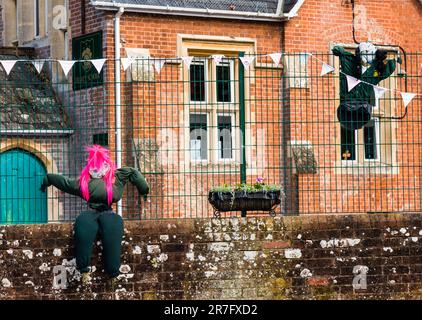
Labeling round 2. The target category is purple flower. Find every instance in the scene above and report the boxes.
[256,176,264,183]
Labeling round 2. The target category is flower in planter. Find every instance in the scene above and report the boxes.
[210,177,282,193]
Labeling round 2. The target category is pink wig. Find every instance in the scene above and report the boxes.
[79,145,116,205]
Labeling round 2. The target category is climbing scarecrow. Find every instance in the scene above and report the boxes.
[332,42,402,130]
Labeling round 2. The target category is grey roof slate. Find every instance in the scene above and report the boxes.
[93,0,300,14]
[0,54,71,132]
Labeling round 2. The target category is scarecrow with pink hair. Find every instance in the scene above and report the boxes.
[40,145,149,282]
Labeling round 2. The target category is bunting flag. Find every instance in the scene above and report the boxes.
[181,56,194,69]
[0,60,18,75]
[345,75,361,92]
[58,60,75,78]
[153,59,166,74]
[121,58,134,71]
[400,92,417,108]
[31,60,45,74]
[373,85,387,101]
[0,54,419,108]
[269,53,282,67]
[90,58,107,74]
[320,63,335,76]
[239,56,256,69]
[211,54,225,64]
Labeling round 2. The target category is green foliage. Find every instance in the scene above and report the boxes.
[210,182,282,193]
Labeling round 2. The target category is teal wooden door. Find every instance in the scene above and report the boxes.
[0,149,47,224]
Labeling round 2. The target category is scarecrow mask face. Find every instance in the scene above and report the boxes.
[358,42,377,65]
[89,162,111,178]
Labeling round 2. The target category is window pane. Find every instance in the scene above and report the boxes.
[218,115,233,159]
[93,133,108,147]
[35,0,40,37]
[217,63,231,102]
[364,120,378,160]
[190,62,205,102]
[340,127,356,161]
[189,114,207,160]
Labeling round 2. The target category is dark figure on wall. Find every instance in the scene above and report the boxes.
[332,42,401,130]
[40,145,149,283]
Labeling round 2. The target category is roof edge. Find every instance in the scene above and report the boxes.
[285,0,305,19]
[0,129,74,136]
[90,0,292,22]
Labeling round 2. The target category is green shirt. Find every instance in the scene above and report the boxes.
[332,45,398,104]
[41,167,149,211]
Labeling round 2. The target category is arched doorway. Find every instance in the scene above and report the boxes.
[0,149,47,224]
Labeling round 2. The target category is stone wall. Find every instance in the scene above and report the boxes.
[1,213,422,300]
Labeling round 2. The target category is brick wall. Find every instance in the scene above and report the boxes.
[1,213,422,300]
[62,0,110,216]
[284,0,422,52]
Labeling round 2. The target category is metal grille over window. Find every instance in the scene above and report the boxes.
[0,51,421,223]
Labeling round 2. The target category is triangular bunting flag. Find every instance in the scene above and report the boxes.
[181,56,194,69]
[211,54,225,64]
[31,60,45,74]
[153,59,166,74]
[0,60,17,75]
[400,92,417,108]
[269,53,282,67]
[373,85,387,101]
[58,60,75,78]
[239,56,256,69]
[121,58,134,71]
[90,58,107,74]
[320,63,335,76]
[345,74,361,92]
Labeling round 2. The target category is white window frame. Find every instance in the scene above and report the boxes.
[189,112,210,163]
[216,112,236,162]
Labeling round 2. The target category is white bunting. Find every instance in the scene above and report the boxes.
[153,59,166,74]
[31,60,45,74]
[269,53,282,67]
[58,60,75,78]
[373,85,387,100]
[239,56,256,69]
[345,75,361,92]
[90,58,107,74]
[0,60,17,75]
[400,92,417,108]
[320,63,335,76]
[211,54,225,64]
[181,56,194,69]
[121,58,134,71]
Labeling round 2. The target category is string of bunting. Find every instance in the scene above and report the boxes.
[308,53,420,108]
[0,53,420,108]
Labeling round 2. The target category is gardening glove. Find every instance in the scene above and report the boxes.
[39,176,49,192]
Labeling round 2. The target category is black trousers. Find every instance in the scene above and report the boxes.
[337,102,373,130]
[74,210,124,277]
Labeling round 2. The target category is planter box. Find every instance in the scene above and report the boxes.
[208,190,282,218]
